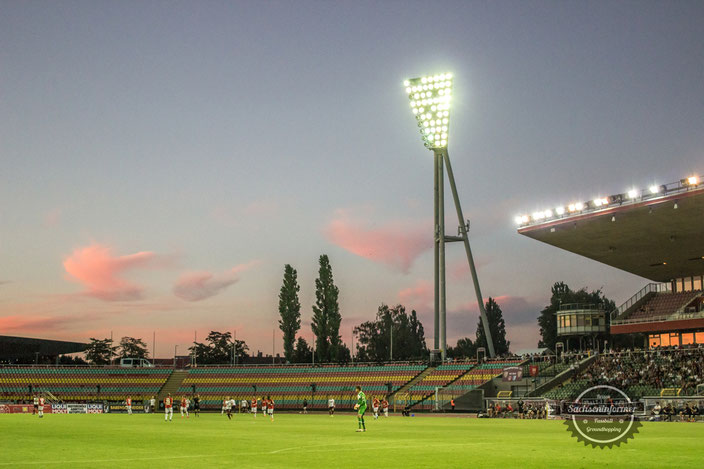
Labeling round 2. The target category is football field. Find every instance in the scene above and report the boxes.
[1,412,701,468]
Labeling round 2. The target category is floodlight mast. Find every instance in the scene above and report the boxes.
[403,73,496,359]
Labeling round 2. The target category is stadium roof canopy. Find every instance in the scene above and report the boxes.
[517,184,704,282]
[0,335,88,360]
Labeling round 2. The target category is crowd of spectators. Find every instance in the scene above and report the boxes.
[581,346,704,394]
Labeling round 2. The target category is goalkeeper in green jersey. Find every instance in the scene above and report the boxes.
[353,386,367,432]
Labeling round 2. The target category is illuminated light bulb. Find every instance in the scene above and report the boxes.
[627,189,638,199]
[440,140,447,146]
[515,216,523,225]
[688,176,699,185]
[414,93,420,99]
[412,108,419,114]
[555,206,565,215]
[421,77,427,83]
[406,87,412,93]
[404,80,410,86]
[649,185,660,194]
[567,204,576,212]
[544,209,553,218]
[442,118,448,124]
[594,199,603,207]
[575,202,584,211]
[446,73,453,79]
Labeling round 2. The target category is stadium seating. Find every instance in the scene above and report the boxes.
[414,359,524,410]
[179,363,427,409]
[406,362,476,407]
[542,347,704,400]
[0,367,172,402]
[625,290,701,321]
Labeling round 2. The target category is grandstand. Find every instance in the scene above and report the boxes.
[412,359,524,410]
[518,174,704,350]
[543,348,704,400]
[0,367,171,403]
[178,363,427,410]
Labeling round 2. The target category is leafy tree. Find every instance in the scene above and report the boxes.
[447,337,476,360]
[354,304,428,362]
[292,337,313,363]
[278,264,301,363]
[118,336,149,359]
[311,255,341,362]
[475,298,510,356]
[85,338,117,365]
[189,331,249,364]
[58,355,87,365]
[537,282,616,351]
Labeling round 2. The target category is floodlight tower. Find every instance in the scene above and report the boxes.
[403,73,496,359]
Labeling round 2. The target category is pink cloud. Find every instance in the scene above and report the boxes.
[448,257,492,282]
[324,209,431,273]
[0,310,117,335]
[63,244,167,301]
[173,261,259,302]
[398,279,434,311]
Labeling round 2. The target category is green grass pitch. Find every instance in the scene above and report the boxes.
[1,413,701,468]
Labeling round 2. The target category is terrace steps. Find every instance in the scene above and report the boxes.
[389,365,436,400]
[157,370,187,400]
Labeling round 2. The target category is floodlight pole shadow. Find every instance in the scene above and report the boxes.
[436,148,496,358]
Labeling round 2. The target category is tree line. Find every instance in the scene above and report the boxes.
[81,261,621,365]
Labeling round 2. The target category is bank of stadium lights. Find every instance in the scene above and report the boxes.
[404,73,453,149]
[514,174,701,226]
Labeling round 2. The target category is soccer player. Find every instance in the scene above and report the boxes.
[225,396,234,420]
[149,395,156,414]
[372,397,380,420]
[33,394,39,415]
[37,396,45,418]
[164,393,173,421]
[251,397,257,418]
[328,397,335,417]
[180,396,189,418]
[193,395,200,417]
[126,396,133,415]
[353,386,367,432]
[302,398,308,414]
[221,398,227,415]
[382,398,389,418]
[267,395,274,421]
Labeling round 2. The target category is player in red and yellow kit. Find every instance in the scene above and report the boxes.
[37,396,45,418]
[164,393,173,421]
[251,398,257,418]
[382,398,389,418]
[180,397,189,418]
[266,395,274,421]
[372,397,380,420]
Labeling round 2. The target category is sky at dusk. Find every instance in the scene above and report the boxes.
[1,1,703,358]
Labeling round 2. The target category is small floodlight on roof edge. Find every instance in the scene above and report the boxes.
[404,73,453,150]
